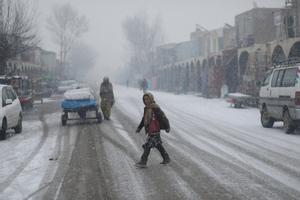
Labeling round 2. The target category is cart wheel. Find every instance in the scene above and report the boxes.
[96,111,102,123]
[61,114,67,126]
[78,111,86,119]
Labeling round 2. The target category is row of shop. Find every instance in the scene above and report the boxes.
[143,2,300,97]
[1,47,58,107]
[153,39,300,97]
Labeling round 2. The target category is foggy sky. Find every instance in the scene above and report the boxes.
[37,0,285,81]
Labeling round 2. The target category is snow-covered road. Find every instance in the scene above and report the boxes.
[0,86,300,200]
[114,86,300,200]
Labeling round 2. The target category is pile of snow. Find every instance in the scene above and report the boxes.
[63,87,95,100]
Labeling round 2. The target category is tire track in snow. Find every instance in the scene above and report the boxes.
[114,90,293,199]
[165,101,300,150]
[55,124,104,200]
[161,103,300,199]
[167,105,300,172]
[114,95,231,199]
[113,105,210,200]
[0,113,49,193]
[115,88,300,199]
[162,101,300,163]
[99,117,200,200]
[171,116,300,199]
[38,114,75,200]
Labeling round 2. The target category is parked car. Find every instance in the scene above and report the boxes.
[0,84,22,140]
[57,80,78,93]
[0,75,33,108]
[226,93,252,108]
[259,60,300,134]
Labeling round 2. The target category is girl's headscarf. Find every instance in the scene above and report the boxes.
[143,92,159,127]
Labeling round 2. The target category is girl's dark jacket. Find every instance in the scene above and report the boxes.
[137,106,170,134]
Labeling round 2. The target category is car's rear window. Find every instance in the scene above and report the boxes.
[282,68,297,87]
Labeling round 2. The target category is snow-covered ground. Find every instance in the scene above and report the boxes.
[0,102,78,200]
[0,85,300,200]
[114,86,300,199]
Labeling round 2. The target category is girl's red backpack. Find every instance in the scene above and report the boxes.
[149,113,160,134]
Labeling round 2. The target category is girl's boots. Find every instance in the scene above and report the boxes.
[160,153,170,164]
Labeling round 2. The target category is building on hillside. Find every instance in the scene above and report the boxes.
[155,26,227,96]
[222,24,238,93]
[236,3,300,96]
[176,40,202,61]
[223,24,237,50]
[235,7,283,96]
[284,0,300,38]
[156,43,177,66]
[235,7,281,48]
[154,2,300,98]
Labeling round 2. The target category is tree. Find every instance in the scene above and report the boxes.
[47,3,88,64]
[0,0,39,75]
[69,42,97,81]
[122,12,164,74]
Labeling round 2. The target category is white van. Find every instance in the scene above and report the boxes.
[259,61,300,134]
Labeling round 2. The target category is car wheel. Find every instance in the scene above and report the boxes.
[261,107,274,128]
[0,119,7,140]
[283,110,296,134]
[14,114,22,134]
[78,111,86,119]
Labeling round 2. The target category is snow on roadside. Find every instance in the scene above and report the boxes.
[0,113,61,200]
[0,121,43,183]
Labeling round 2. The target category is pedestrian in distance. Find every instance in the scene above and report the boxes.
[135,92,171,168]
[142,78,148,94]
[100,76,115,120]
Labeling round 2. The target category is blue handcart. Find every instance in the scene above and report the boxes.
[61,99,102,126]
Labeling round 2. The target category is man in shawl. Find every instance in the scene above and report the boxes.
[100,77,115,120]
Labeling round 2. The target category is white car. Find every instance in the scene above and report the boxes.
[57,80,78,93]
[259,61,300,134]
[0,84,23,140]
